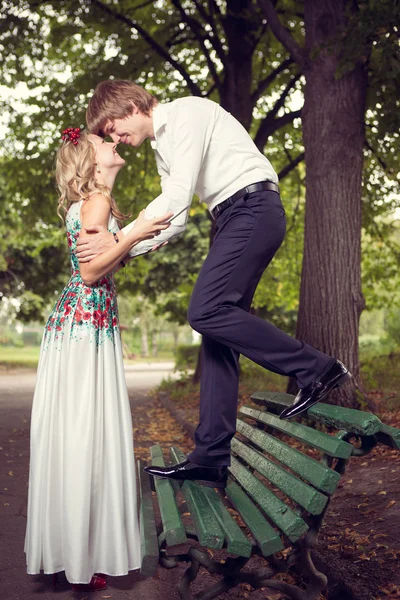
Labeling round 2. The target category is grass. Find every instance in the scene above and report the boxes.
[161,351,400,413]
[0,344,175,370]
[1,343,399,412]
[0,345,40,369]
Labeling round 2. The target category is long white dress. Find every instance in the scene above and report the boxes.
[24,201,141,583]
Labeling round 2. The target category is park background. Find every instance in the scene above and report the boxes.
[1,0,399,405]
[0,1,399,599]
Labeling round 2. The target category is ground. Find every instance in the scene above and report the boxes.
[1,365,399,600]
[157,372,400,600]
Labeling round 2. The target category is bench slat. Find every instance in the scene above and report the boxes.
[240,406,353,459]
[251,391,294,414]
[251,391,383,436]
[137,460,159,577]
[229,456,309,542]
[150,445,187,546]
[226,480,284,557]
[236,419,340,494]
[376,424,400,450]
[232,438,328,515]
[169,447,225,550]
[308,404,383,435]
[201,486,252,557]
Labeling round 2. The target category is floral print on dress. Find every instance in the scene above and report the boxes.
[43,203,120,350]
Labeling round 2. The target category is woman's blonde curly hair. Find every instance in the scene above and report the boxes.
[55,130,129,224]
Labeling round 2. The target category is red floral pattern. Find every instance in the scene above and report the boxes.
[43,211,120,348]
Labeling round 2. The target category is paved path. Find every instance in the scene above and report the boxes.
[0,365,187,600]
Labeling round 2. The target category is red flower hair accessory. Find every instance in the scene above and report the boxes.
[61,127,81,145]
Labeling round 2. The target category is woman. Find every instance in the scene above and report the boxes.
[24,127,172,592]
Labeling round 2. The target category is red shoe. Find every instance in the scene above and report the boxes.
[71,575,107,592]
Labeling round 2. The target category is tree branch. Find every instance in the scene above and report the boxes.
[204,82,218,97]
[257,0,304,66]
[364,139,388,171]
[254,74,301,149]
[271,108,302,134]
[278,152,305,179]
[270,74,301,119]
[251,19,269,53]
[131,0,156,11]
[252,57,293,104]
[194,0,226,63]
[171,0,222,88]
[92,0,202,97]
[255,109,302,151]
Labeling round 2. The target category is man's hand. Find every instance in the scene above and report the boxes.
[76,225,115,263]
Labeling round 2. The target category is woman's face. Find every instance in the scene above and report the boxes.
[88,134,125,172]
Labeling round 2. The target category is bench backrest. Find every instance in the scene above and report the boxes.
[140,391,400,573]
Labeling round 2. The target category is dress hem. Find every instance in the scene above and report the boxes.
[27,564,142,582]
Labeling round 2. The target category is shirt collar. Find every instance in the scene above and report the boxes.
[150,103,168,149]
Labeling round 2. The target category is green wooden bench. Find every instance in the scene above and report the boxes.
[138,391,400,600]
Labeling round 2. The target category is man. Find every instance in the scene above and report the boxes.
[81,80,351,488]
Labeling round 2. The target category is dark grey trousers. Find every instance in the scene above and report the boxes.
[187,189,332,466]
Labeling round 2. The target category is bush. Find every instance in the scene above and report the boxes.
[385,307,400,348]
[22,331,41,346]
[0,333,24,347]
[174,344,200,371]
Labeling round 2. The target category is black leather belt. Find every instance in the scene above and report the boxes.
[211,180,280,219]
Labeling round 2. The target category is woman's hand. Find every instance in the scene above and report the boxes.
[131,210,174,241]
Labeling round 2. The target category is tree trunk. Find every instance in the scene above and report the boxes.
[151,330,158,357]
[293,0,367,406]
[219,0,256,130]
[140,322,149,357]
[172,326,179,351]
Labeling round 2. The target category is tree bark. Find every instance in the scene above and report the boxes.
[293,0,368,406]
[219,0,257,129]
[151,330,158,357]
[140,322,149,357]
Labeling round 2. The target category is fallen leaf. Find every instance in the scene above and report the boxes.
[8,471,13,476]
[377,491,387,495]
[385,500,396,509]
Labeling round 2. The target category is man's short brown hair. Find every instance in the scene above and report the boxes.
[86,80,157,136]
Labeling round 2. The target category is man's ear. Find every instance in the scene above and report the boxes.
[129,101,139,115]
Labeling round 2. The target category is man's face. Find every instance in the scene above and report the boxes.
[105,104,151,148]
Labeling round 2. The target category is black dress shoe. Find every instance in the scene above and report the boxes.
[143,459,228,489]
[279,359,352,420]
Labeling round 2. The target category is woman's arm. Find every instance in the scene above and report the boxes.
[79,195,171,285]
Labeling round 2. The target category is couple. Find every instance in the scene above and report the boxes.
[25,79,351,591]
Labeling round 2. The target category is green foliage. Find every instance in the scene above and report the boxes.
[385,307,400,348]
[362,223,400,309]
[174,343,200,372]
[0,0,399,331]
[17,291,46,323]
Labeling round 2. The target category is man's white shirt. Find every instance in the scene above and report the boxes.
[122,96,278,257]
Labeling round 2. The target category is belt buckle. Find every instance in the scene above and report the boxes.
[212,205,219,220]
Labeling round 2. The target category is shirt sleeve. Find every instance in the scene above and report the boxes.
[122,100,214,257]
